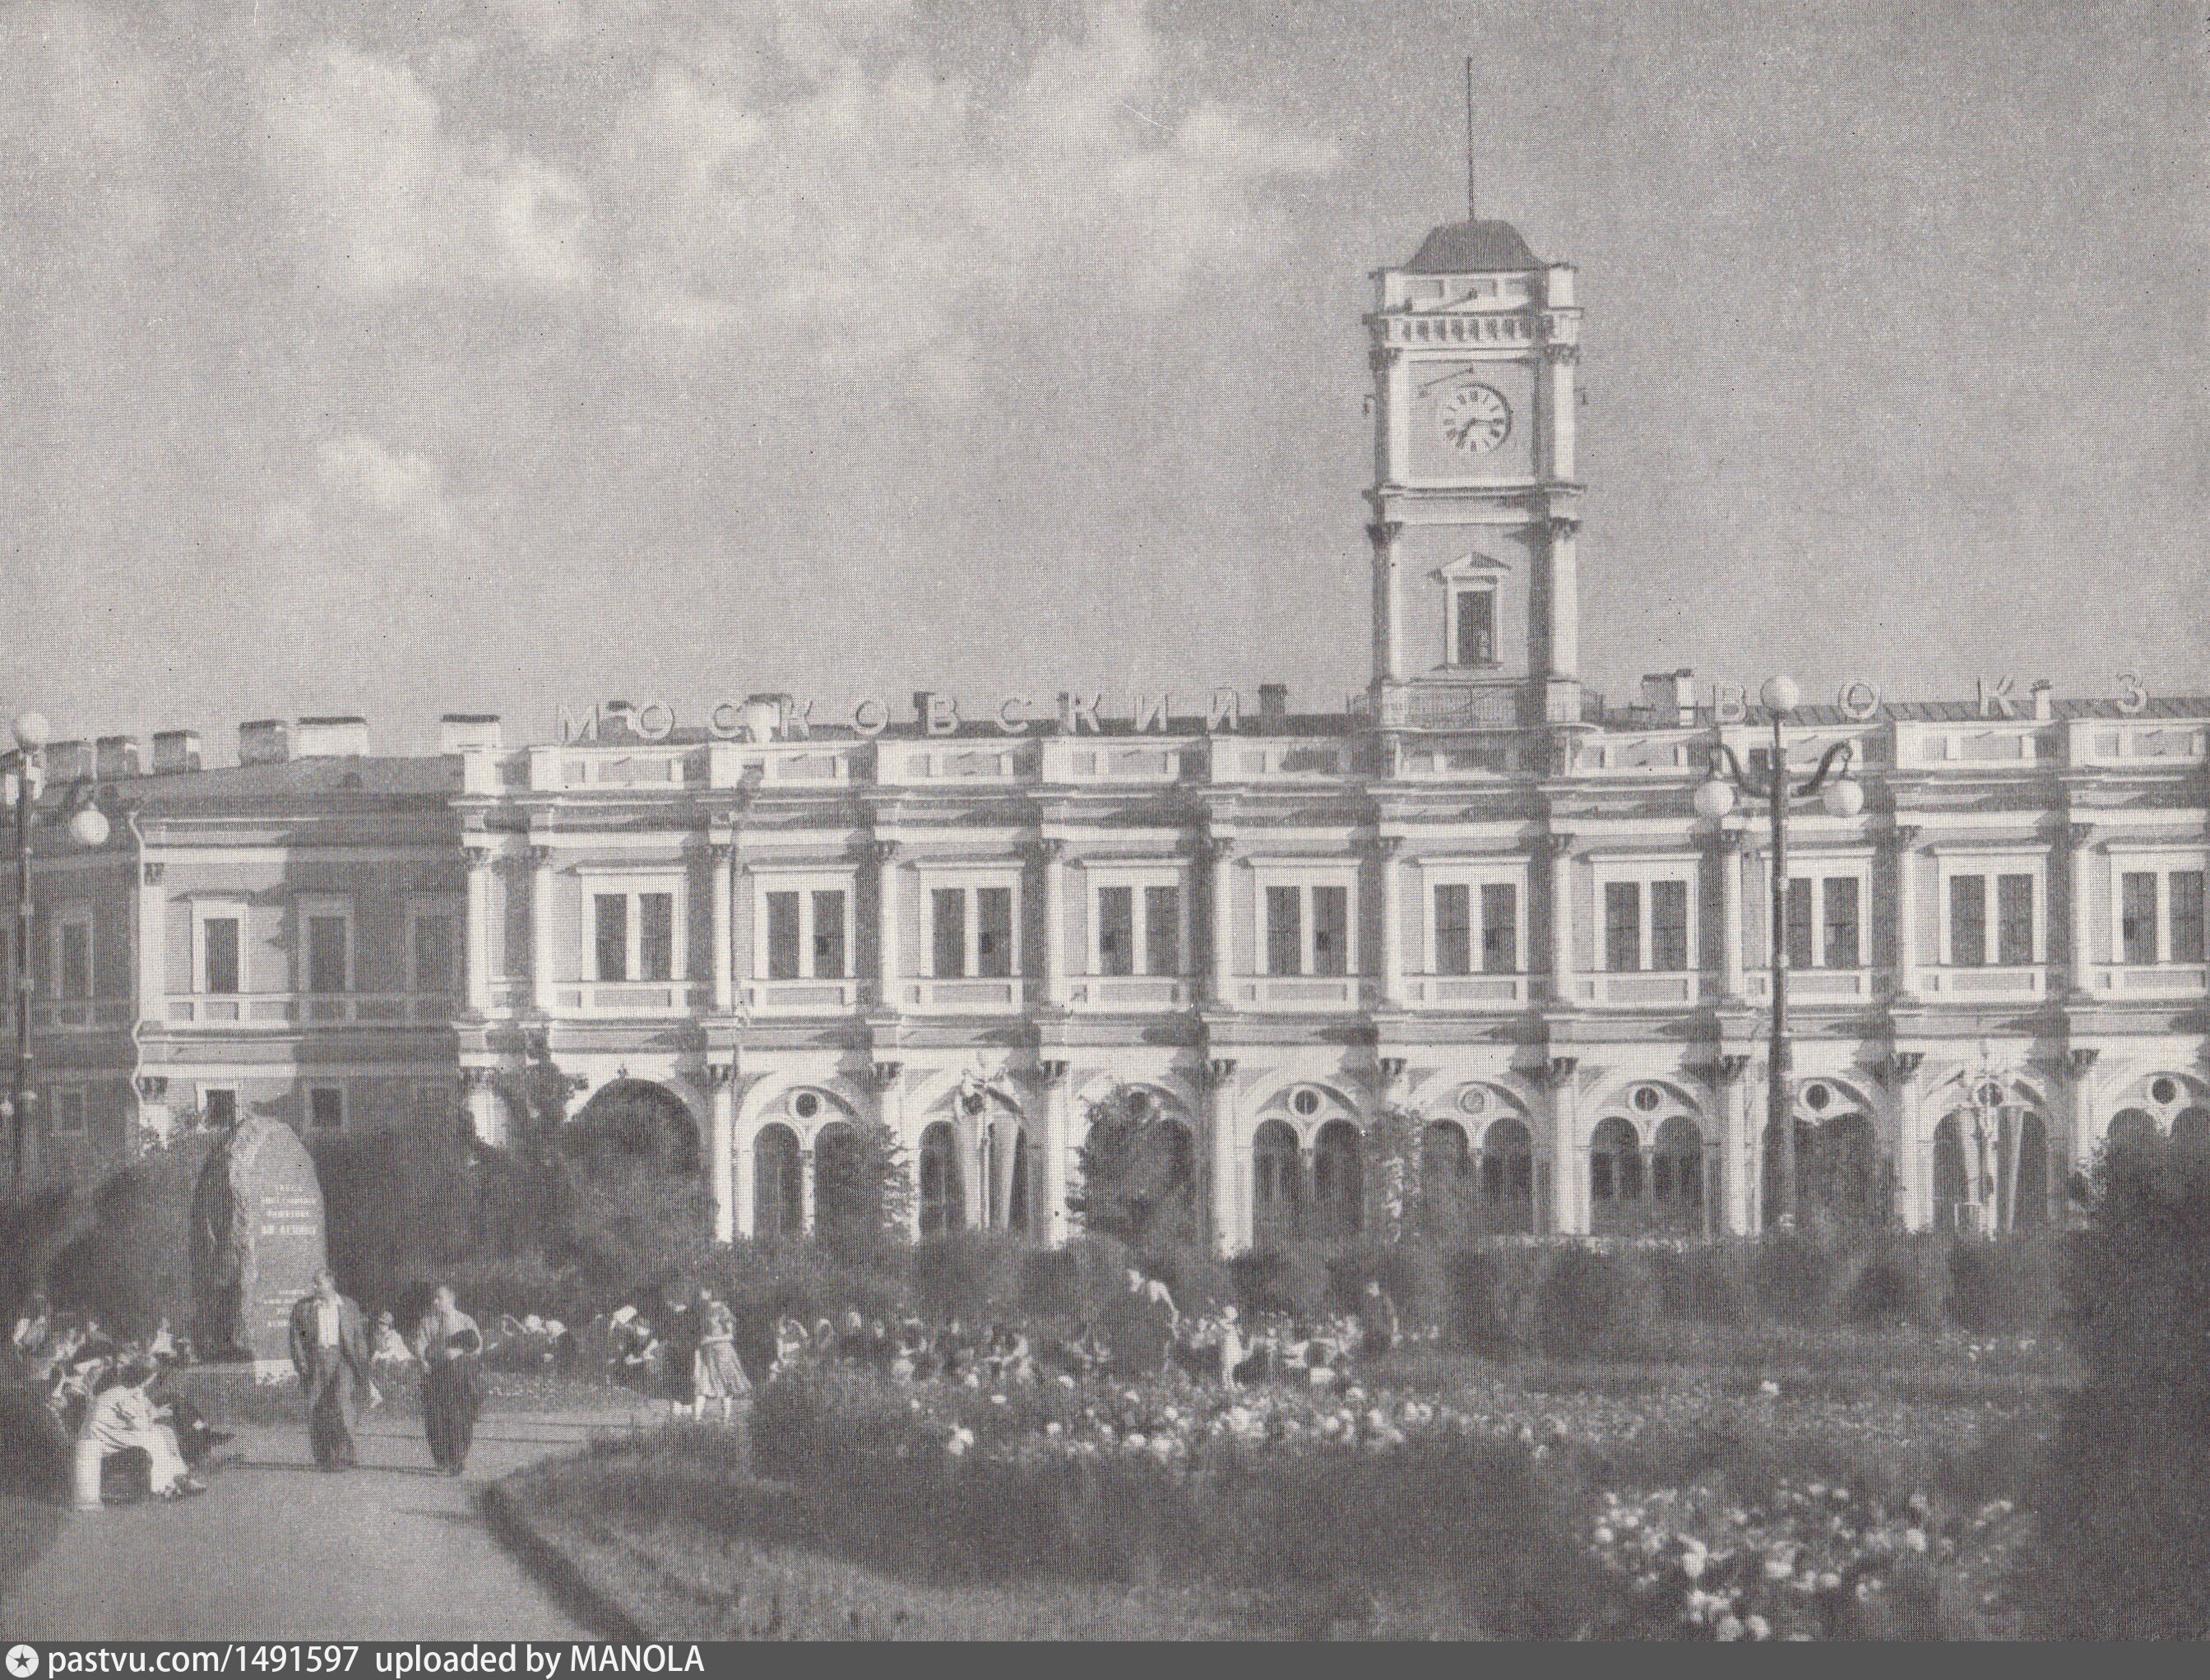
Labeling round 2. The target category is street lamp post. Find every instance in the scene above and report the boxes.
[1694,676,1862,1230]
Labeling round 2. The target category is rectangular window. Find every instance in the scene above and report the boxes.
[637,892,674,981]
[1480,882,1517,973]
[1142,885,1181,975]
[2121,872,2159,966]
[412,914,453,993]
[1097,886,1134,976]
[202,1089,237,1129]
[58,916,90,1002]
[1785,878,1814,970]
[932,889,966,978]
[1997,873,2034,966]
[308,1086,344,1132]
[1312,886,1349,976]
[2173,871,2206,965]
[306,914,348,994]
[1605,882,1641,973]
[53,1090,86,1137]
[1823,877,1860,970]
[595,894,629,982]
[812,890,847,979]
[203,916,241,995]
[766,891,803,980]
[975,887,1012,979]
[1266,886,1302,976]
[1454,589,1495,665]
[1651,879,1689,972]
[1950,875,1987,967]
[1434,884,1472,975]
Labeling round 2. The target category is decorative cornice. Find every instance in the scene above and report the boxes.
[1877,1050,1925,1088]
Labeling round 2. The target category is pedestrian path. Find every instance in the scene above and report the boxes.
[4,1408,651,1641]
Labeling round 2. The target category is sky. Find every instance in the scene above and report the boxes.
[2,0,2203,755]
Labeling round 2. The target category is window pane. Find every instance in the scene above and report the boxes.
[205,917,241,995]
[309,1088,342,1132]
[1455,590,1494,664]
[2121,872,2158,966]
[932,889,966,978]
[638,893,674,982]
[307,915,347,993]
[812,891,846,979]
[1605,882,1641,973]
[413,914,452,993]
[1312,886,1349,977]
[1434,884,1471,975]
[1097,886,1134,976]
[1266,886,1302,976]
[1651,880,1689,973]
[1950,875,1986,967]
[202,1090,237,1129]
[1997,874,2034,966]
[766,891,802,980]
[2172,872,2206,965]
[60,923,90,1000]
[1823,877,1860,970]
[595,894,628,982]
[1480,883,1517,973]
[975,887,1012,979]
[1143,886,1180,975]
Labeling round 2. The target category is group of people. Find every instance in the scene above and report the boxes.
[289,1270,487,1475]
[7,1290,225,1502]
[767,1270,1407,1392]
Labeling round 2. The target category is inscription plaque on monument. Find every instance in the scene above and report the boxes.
[190,1115,329,1379]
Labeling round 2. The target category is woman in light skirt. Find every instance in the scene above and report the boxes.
[691,1294,749,1422]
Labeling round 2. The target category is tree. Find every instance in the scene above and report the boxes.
[1362,1106,1425,1243]
[1070,1085,1198,1246]
[813,1119,914,1260]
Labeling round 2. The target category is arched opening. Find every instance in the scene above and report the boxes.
[1420,1120,1471,1236]
[1763,1103,1883,1233]
[811,1118,872,1237]
[569,1079,700,1176]
[2003,1110,2050,1229]
[1652,1115,1707,1235]
[1588,1116,1643,1235]
[1311,1118,1363,1240]
[919,1121,964,1238]
[2175,1107,2210,1152]
[1476,1116,1536,1235]
[753,1122,804,1240]
[1933,1112,1974,1232]
[1252,1120,1301,1243]
[2105,1108,2159,1156]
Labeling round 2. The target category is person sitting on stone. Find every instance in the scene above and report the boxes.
[84,1357,204,1500]
[371,1309,415,1368]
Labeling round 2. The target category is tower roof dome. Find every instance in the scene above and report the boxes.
[1404,218,1541,274]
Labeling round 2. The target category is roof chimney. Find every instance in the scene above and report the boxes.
[1640,670,1696,729]
[46,740,92,782]
[238,720,290,766]
[1258,683,1290,726]
[95,736,141,779]
[438,714,503,753]
[294,716,368,759]
[151,730,202,775]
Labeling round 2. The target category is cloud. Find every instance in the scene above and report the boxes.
[0,2,167,261]
[601,0,1337,375]
[262,433,468,549]
[261,42,590,296]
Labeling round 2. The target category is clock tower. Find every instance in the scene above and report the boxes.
[1365,216,1583,738]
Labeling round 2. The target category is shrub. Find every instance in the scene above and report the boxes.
[0,1186,81,1331]
[1136,1242,1230,1317]
[1227,1247,1328,1321]
[1018,1248,1080,1318]
[1531,1245,1650,1360]
[1323,1243,1436,1321]
[1442,1248,1518,1357]
[1749,1231,1841,1326]
[1646,1243,1752,1326]
[0,1385,70,1500]
[2024,1136,2210,1638]
[1844,1249,1935,1330]
[913,1231,1022,1323]
[44,1136,214,1336]
[1944,1235,2058,1335]
[1069,1086,1203,1247]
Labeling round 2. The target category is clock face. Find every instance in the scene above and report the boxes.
[1438,383,1511,454]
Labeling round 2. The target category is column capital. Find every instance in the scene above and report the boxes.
[1369,832,1404,859]
[524,844,554,868]
[1536,830,1577,861]
[1202,1056,1238,1088]
[2064,1046,2099,1079]
[1711,826,1746,854]
[456,1066,498,1094]
[1028,836,1067,865]
[1892,824,1923,849]
[869,1059,903,1091]
[1541,340,1581,364]
[2067,821,2096,849]
[707,839,736,866]
[864,835,899,864]
[1032,1058,1070,1087]
[1365,520,1403,548]
[1368,346,1402,374]
[1376,1055,1407,1087]
[1198,833,1237,864]
[1545,513,1581,539]
[133,1074,169,1101]
[462,839,498,869]
[141,860,165,886]
[1536,1054,1578,1090]
[1712,1053,1754,1083]
[1876,1050,1925,1088]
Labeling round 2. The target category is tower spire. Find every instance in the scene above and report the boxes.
[1464,55,1477,223]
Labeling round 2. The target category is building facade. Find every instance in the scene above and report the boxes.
[9,215,2208,1249]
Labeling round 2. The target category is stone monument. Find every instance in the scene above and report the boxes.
[190,1115,329,1379]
